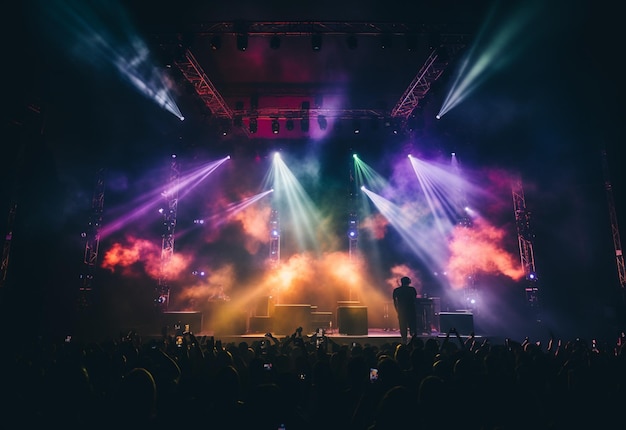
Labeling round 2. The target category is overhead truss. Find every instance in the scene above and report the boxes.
[171,25,468,135]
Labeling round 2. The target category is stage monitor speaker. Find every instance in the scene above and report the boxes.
[337,306,368,335]
[439,312,474,335]
[273,304,311,335]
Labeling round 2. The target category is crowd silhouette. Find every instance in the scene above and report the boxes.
[3,325,626,430]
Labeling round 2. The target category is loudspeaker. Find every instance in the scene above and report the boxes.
[311,311,333,331]
[439,312,474,335]
[161,312,203,335]
[203,301,247,335]
[273,304,311,335]
[249,316,273,333]
[337,306,368,335]
[255,296,272,317]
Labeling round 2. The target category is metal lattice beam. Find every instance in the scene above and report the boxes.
[602,149,626,293]
[156,157,180,311]
[175,49,233,119]
[391,35,467,120]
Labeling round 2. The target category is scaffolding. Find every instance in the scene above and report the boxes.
[512,177,540,311]
[78,169,105,311]
[269,209,280,267]
[156,156,180,312]
[601,148,626,301]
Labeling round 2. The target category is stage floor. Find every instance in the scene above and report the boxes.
[179,328,486,349]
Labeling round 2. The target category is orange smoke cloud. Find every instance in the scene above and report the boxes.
[101,235,192,279]
[176,264,235,309]
[250,251,373,311]
[232,204,271,254]
[361,213,389,239]
[447,217,525,289]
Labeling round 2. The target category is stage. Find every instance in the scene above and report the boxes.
[141,327,491,351]
[147,303,483,348]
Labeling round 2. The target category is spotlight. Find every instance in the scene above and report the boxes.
[379,33,392,49]
[270,35,281,49]
[311,33,322,51]
[352,119,360,134]
[237,33,248,51]
[347,217,358,238]
[435,114,441,120]
[249,117,258,133]
[271,119,280,134]
[220,119,231,136]
[301,118,309,132]
[317,115,327,130]
[285,119,294,131]
[210,35,221,50]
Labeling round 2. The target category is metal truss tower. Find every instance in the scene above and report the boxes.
[456,213,479,311]
[0,203,17,287]
[511,177,540,310]
[601,149,626,301]
[269,209,280,267]
[156,156,180,312]
[78,169,105,311]
[348,212,358,261]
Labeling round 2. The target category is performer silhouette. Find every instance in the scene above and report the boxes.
[392,276,417,344]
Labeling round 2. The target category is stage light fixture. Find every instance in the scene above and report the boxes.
[285,119,294,131]
[270,35,281,49]
[379,33,392,49]
[220,119,231,136]
[405,33,417,51]
[249,118,258,133]
[237,33,248,51]
[210,35,221,50]
[272,119,280,134]
[301,118,309,132]
[317,115,327,130]
[353,119,361,134]
[311,33,322,51]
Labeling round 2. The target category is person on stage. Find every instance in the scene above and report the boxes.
[392,276,418,344]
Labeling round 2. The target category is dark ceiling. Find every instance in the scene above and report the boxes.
[119,0,493,141]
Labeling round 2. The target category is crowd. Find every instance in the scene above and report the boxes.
[3,325,626,430]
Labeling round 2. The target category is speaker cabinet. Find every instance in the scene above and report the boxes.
[273,304,311,335]
[249,316,273,333]
[439,312,474,335]
[311,311,333,331]
[203,301,247,335]
[337,306,368,335]
[255,296,273,317]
